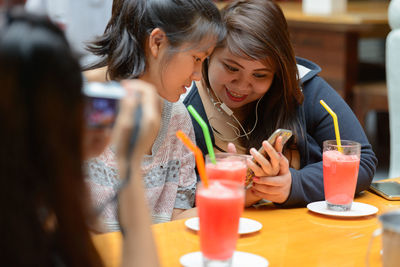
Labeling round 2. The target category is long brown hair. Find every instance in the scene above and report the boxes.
[0,9,104,267]
[203,0,304,150]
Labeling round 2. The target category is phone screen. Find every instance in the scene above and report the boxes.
[85,97,118,128]
[369,182,400,200]
[83,82,124,128]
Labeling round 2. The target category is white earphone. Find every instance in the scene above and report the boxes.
[206,86,262,142]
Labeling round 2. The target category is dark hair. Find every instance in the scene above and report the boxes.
[203,0,304,151]
[0,9,103,267]
[87,0,225,81]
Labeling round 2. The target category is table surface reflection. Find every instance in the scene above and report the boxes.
[92,178,400,267]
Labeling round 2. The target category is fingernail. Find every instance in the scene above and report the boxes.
[253,176,260,182]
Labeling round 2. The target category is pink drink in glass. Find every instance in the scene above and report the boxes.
[206,153,247,184]
[197,180,244,262]
[323,140,360,211]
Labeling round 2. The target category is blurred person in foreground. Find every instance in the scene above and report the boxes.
[0,9,159,267]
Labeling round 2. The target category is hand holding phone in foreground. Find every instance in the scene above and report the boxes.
[82,82,124,159]
[111,79,161,267]
[112,80,161,164]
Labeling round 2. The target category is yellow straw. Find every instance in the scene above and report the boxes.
[176,130,209,188]
[320,100,343,152]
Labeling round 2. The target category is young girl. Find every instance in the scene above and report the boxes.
[0,9,158,266]
[84,0,225,226]
[184,0,377,207]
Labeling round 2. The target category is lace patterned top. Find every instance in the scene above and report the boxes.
[85,100,197,231]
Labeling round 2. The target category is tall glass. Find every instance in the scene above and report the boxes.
[197,180,244,267]
[323,140,361,211]
[205,153,248,184]
[379,211,400,267]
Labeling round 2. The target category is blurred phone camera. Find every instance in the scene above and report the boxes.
[83,82,125,128]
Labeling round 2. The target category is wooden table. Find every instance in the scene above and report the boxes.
[217,1,390,104]
[93,178,400,267]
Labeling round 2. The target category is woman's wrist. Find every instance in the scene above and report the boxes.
[244,188,262,207]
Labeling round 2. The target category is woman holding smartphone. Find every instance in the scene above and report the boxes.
[184,0,377,207]
[84,0,225,227]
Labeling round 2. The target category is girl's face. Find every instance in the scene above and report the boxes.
[208,47,275,110]
[159,43,214,102]
[143,32,215,103]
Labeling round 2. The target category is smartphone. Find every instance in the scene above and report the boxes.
[369,182,400,201]
[83,82,125,128]
[245,129,293,187]
[256,129,293,161]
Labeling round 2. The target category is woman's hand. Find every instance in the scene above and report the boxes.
[172,208,198,220]
[228,138,291,204]
[83,79,161,161]
[247,136,284,177]
[249,152,292,204]
[112,79,161,267]
[112,79,161,166]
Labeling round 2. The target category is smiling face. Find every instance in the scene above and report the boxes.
[207,47,275,110]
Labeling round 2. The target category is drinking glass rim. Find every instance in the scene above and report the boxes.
[323,140,361,148]
[205,152,249,160]
[379,210,400,233]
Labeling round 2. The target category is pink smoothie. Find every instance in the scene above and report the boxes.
[323,150,360,205]
[197,180,244,260]
[206,160,247,184]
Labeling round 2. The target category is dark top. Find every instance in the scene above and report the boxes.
[183,57,377,207]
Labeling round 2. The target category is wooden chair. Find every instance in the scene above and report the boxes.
[352,81,388,129]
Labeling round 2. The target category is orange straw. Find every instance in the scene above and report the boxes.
[176,130,209,188]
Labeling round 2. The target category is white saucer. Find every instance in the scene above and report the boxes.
[185,217,262,235]
[307,201,378,217]
[180,251,269,267]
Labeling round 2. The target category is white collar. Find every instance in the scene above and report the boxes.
[297,64,311,79]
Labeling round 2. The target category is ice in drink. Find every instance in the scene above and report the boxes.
[197,180,244,261]
[206,160,247,184]
[206,154,247,184]
[323,150,360,207]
